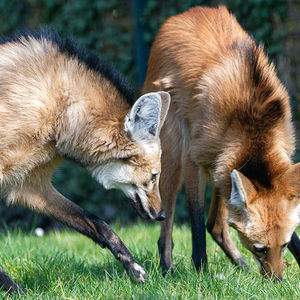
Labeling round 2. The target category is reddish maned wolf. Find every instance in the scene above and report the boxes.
[143,6,300,280]
[0,29,170,293]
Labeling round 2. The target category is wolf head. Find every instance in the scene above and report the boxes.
[227,165,300,280]
[90,91,170,221]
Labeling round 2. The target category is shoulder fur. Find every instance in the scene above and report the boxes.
[0,27,134,105]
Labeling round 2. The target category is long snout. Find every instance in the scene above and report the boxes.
[148,192,165,221]
[149,207,166,221]
[260,267,283,281]
[130,193,166,221]
[260,258,283,281]
[156,210,166,221]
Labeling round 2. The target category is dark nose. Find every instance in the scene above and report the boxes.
[156,210,166,221]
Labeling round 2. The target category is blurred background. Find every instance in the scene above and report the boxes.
[0,0,299,230]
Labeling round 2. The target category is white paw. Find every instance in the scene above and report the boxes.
[128,262,147,283]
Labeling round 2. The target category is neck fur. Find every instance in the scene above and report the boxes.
[53,65,136,166]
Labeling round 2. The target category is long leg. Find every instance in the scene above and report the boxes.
[206,185,248,268]
[13,183,147,283]
[185,158,207,270]
[0,266,23,294]
[288,232,300,267]
[158,113,184,275]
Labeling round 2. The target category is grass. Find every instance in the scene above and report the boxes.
[0,223,299,299]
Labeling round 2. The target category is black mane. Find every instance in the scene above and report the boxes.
[0,27,135,105]
[231,38,272,91]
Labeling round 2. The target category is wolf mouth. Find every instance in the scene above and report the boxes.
[130,193,152,220]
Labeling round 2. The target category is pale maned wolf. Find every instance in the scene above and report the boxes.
[0,29,170,293]
[143,6,300,280]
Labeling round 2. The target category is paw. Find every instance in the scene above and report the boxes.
[127,262,147,283]
[192,255,208,272]
[161,263,174,277]
[235,257,249,269]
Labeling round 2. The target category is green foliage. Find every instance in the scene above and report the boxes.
[224,0,287,60]
[0,225,299,298]
[141,0,206,44]
[142,0,287,62]
[0,0,135,82]
[0,0,289,227]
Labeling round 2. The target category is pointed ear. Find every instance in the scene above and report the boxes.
[124,92,170,141]
[227,170,255,217]
[282,162,300,191]
[156,91,170,133]
[282,163,300,221]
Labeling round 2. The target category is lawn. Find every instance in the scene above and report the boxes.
[0,223,299,299]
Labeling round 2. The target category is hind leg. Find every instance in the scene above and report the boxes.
[185,157,207,270]
[158,115,184,275]
[207,185,248,268]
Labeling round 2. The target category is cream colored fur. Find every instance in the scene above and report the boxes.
[0,35,171,221]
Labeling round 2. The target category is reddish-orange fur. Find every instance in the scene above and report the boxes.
[143,6,300,279]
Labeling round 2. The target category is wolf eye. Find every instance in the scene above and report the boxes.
[253,246,268,256]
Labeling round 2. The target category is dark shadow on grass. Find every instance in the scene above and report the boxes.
[19,249,214,293]
[19,255,121,291]
[18,250,163,292]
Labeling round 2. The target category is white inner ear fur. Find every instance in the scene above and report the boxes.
[228,170,247,214]
[125,92,162,141]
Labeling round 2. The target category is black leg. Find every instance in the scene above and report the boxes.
[0,266,23,294]
[77,210,147,282]
[207,186,248,268]
[189,201,207,270]
[288,231,300,267]
[185,159,207,270]
[18,184,147,282]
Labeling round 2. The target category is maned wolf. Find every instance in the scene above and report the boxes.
[0,29,170,293]
[143,6,300,280]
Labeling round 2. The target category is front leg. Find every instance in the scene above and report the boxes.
[184,158,207,270]
[77,211,147,282]
[207,185,248,268]
[76,211,147,282]
[15,183,147,283]
[0,266,23,294]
